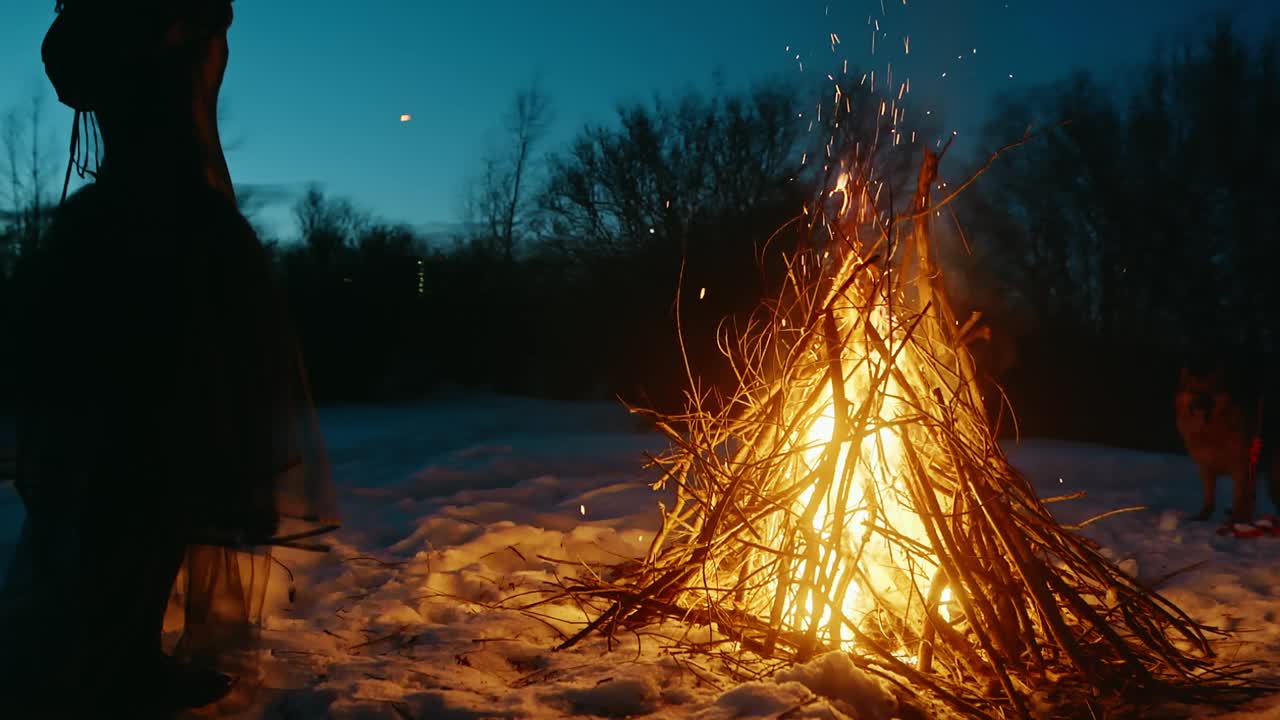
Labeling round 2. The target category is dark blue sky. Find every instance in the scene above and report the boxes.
[1,1,1275,237]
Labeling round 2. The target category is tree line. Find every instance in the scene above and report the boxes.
[2,20,1276,453]
[279,80,822,409]
[956,20,1280,449]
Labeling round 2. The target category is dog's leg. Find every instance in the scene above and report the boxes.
[1230,464,1256,523]
[1193,467,1216,521]
[1270,451,1280,514]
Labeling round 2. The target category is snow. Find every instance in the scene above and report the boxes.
[773,653,898,720]
[2,393,1279,718]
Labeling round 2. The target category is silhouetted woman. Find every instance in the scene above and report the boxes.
[0,1,338,716]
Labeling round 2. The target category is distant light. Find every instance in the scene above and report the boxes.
[400,114,413,123]
[580,504,586,516]
[699,287,707,300]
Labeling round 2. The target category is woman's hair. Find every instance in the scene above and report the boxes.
[44,1,235,200]
[44,0,235,113]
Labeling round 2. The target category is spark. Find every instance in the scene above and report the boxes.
[399,114,412,122]
[699,287,707,300]
[580,504,587,516]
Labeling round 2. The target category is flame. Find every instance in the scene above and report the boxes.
[768,291,944,655]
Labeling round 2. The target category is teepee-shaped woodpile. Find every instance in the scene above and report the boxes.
[557,147,1258,718]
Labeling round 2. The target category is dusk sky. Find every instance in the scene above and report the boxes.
[1,1,1276,238]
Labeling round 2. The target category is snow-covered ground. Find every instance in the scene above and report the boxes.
[1,394,1278,718]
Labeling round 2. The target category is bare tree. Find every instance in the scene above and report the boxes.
[539,83,808,254]
[293,184,367,265]
[1,95,56,256]
[0,116,18,277]
[2,111,25,246]
[467,81,553,261]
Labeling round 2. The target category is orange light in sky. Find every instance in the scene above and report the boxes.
[400,114,412,123]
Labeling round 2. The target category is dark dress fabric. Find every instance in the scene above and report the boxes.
[14,178,337,538]
[1,176,338,707]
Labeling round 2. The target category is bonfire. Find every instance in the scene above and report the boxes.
[543,130,1264,719]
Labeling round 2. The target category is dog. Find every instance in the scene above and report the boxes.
[1174,365,1273,523]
